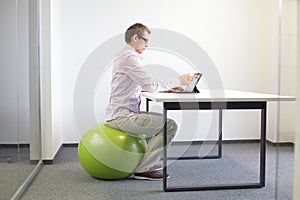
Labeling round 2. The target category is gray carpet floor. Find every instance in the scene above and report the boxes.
[20,143,294,200]
[0,147,34,200]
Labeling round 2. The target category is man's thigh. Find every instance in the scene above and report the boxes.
[116,112,165,137]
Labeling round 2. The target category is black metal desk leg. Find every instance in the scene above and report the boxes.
[146,98,150,112]
[260,102,267,187]
[218,109,223,158]
[160,101,266,192]
[163,104,168,191]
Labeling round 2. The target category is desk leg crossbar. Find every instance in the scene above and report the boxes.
[167,109,222,161]
[160,101,266,192]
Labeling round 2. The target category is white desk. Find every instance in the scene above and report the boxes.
[142,89,295,102]
[142,89,295,192]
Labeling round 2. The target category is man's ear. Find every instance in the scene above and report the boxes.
[131,34,139,42]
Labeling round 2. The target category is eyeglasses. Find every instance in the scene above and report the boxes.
[138,35,149,44]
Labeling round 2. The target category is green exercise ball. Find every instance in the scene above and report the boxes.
[78,123,147,180]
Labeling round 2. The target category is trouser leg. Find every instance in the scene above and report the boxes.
[133,118,177,173]
[106,112,177,173]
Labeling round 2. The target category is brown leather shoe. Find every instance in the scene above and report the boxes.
[133,171,170,180]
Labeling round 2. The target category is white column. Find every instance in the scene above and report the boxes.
[39,0,63,161]
[39,0,54,160]
[293,3,300,199]
[293,60,300,199]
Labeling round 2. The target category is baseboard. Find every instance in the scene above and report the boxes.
[62,143,78,148]
[266,141,294,147]
[43,143,78,165]
[42,159,54,165]
[173,140,294,147]
[0,144,30,148]
[41,144,60,164]
[40,139,294,165]
[172,139,261,145]
[60,140,295,147]
[42,144,63,165]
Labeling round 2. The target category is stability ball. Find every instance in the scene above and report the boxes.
[78,123,147,180]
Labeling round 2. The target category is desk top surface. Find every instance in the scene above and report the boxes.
[142,89,296,102]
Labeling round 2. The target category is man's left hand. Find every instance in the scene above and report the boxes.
[164,86,184,93]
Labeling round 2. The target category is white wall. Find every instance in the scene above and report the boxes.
[0,0,30,144]
[52,0,295,145]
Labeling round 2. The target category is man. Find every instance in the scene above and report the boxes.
[105,23,192,180]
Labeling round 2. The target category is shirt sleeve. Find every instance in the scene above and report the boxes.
[123,54,168,92]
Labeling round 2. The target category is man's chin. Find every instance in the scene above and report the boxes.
[136,49,145,54]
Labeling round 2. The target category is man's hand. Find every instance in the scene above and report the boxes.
[164,86,184,93]
[179,73,196,85]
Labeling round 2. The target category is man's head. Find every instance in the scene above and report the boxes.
[125,23,151,54]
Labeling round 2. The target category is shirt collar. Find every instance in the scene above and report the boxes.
[125,44,143,59]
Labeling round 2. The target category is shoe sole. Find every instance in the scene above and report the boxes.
[153,166,163,171]
[147,165,163,172]
[133,175,170,181]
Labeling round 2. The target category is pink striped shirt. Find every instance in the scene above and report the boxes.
[105,45,167,121]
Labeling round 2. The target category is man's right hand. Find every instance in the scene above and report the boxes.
[178,73,196,85]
